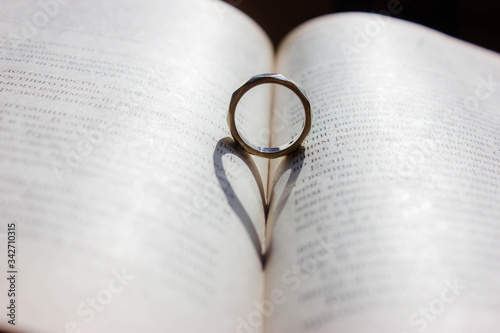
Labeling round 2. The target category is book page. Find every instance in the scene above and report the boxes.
[0,1,273,332]
[264,13,500,333]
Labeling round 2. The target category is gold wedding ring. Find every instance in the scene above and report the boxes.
[227,73,312,159]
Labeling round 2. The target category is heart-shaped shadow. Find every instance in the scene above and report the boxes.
[263,146,305,265]
[213,138,304,267]
[213,138,267,263]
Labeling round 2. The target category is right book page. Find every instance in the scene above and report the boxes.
[264,12,500,333]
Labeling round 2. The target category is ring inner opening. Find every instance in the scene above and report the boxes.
[235,83,305,152]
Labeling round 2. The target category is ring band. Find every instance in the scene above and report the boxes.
[227,73,312,159]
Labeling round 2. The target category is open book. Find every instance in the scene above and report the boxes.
[1,0,500,332]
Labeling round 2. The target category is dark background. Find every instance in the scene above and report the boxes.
[224,0,500,53]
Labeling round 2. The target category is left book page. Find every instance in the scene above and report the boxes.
[0,1,273,332]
